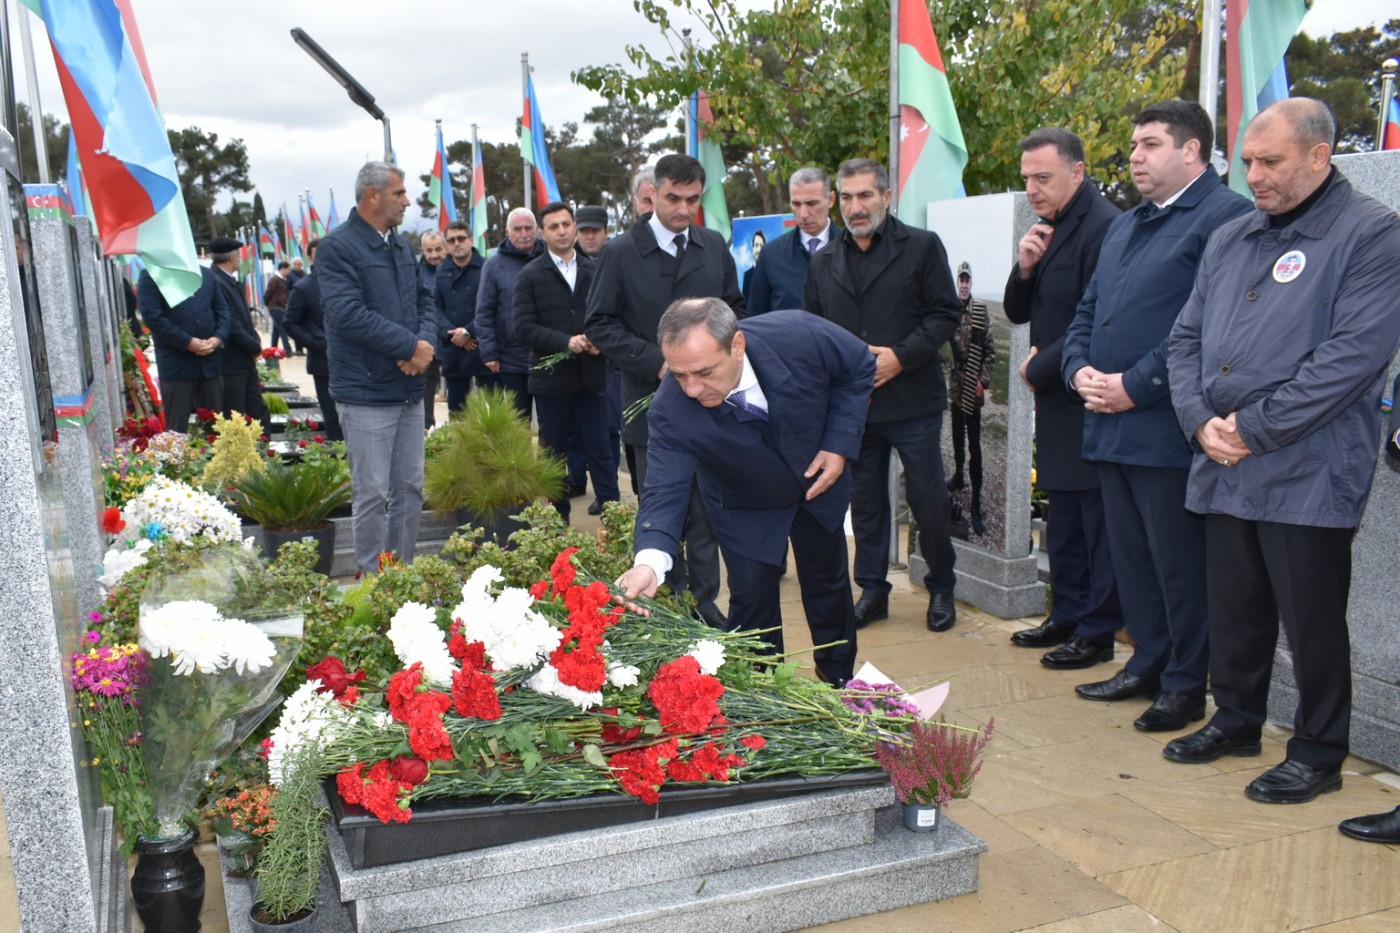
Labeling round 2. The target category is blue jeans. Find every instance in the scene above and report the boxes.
[339,401,425,575]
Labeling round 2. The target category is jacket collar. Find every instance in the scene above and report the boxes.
[1241,170,1351,241]
[829,214,907,297]
[1038,180,1096,270]
[344,207,402,251]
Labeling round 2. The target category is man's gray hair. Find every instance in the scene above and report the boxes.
[421,230,446,244]
[507,206,537,227]
[789,166,831,192]
[354,161,405,202]
[658,297,739,350]
[631,165,656,198]
[836,159,889,193]
[211,251,237,265]
[1253,97,1337,151]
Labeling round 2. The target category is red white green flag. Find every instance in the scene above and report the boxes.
[429,122,459,232]
[688,89,731,244]
[896,0,967,228]
[1225,0,1307,194]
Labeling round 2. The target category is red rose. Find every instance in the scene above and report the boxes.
[312,435,325,443]
[298,440,308,449]
[388,755,429,785]
[101,507,126,535]
[306,656,366,698]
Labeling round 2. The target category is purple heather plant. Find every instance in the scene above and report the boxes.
[875,717,995,807]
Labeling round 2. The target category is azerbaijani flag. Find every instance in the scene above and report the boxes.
[306,194,326,238]
[470,137,488,239]
[258,223,275,257]
[429,122,459,232]
[895,0,968,228]
[326,189,340,230]
[1383,93,1400,151]
[1226,0,1307,194]
[520,74,562,204]
[298,197,310,251]
[687,89,731,244]
[282,209,301,261]
[34,0,202,305]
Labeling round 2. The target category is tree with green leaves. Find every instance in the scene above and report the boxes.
[16,104,69,186]
[575,0,1193,204]
[1285,19,1400,153]
[167,126,252,244]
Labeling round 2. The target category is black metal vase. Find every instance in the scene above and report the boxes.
[131,828,205,932]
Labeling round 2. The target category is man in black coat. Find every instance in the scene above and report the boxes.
[209,236,270,426]
[805,158,961,634]
[136,263,231,433]
[284,238,342,442]
[514,202,620,523]
[1003,127,1124,669]
[434,220,486,417]
[585,153,745,627]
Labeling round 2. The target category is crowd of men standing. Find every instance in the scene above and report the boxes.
[133,96,1400,835]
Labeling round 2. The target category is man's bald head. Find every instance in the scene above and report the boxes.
[1241,97,1335,215]
[1249,97,1336,152]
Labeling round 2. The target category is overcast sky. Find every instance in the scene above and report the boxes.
[7,0,1392,236]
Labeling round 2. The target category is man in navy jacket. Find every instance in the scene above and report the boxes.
[317,162,438,575]
[616,300,874,686]
[748,166,838,314]
[137,265,230,433]
[1061,101,1252,731]
[434,220,486,416]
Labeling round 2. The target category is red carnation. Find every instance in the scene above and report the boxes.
[648,656,726,734]
[451,668,503,721]
[740,734,767,751]
[101,507,126,535]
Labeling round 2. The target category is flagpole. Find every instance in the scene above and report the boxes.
[1199,0,1222,150]
[1378,59,1398,152]
[15,7,49,182]
[521,53,532,212]
[682,29,696,154]
[888,0,900,214]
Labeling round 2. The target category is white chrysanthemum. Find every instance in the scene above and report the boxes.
[607,662,641,688]
[528,664,603,711]
[97,537,154,589]
[266,681,354,785]
[450,567,561,672]
[123,475,242,545]
[139,600,276,676]
[687,639,727,676]
[386,601,455,685]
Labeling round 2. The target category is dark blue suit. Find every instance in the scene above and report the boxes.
[1061,168,1251,694]
[137,266,230,432]
[748,223,835,314]
[636,311,875,681]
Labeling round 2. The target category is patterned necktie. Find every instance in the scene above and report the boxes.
[672,233,687,259]
[730,388,768,421]
[808,237,820,255]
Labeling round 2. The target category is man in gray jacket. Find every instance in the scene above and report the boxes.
[1164,99,1400,804]
[317,162,438,575]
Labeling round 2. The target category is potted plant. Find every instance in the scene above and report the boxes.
[251,744,327,931]
[209,782,277,875]
[423,386,565,543]
[874,717,994,832]
[228,458,352,575]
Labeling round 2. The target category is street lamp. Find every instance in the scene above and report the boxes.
[290,28,392,163]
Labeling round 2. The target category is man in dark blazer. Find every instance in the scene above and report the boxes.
[284,238,342,442]
[514,202,619,523]
[208,236,270,425]
[586,153,745,628]
[1061,101,1252,728]
[615,299,874,686]
[748,166,839,314]
[1003,127,1124,668]
[805,158,961,634]
[137,263,231,433]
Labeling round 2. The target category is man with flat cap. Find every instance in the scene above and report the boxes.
[208,235,270,425]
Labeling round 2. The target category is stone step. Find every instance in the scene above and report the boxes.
[331,786,891,931]
[385,806,982,932]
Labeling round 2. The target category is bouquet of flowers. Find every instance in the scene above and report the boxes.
[268,548,893,823]
[137,543,304,838]
[874,717,995,807]
[261,347,288,361]
[97,475,246,590]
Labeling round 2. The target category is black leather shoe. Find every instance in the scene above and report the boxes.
[1245,759,1342,804]
[565,483,587,499]
[927,592,956,632]
[1339,806,1400,843]
[694,603,730,631]
[853,592,889,630]
[946,474,965,492]
[1042,636,1114,669]
[813,666,851,689]
[1133,692,1206,732]
[1162,724,1262,763]
[587,499,604,516]
[1011,617,1076,648]
[1075,669,1158,701]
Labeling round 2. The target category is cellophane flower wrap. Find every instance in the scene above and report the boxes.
[137,543,303,838]
[98,474,246,589]
[273,548,909,825]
